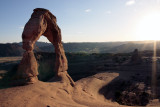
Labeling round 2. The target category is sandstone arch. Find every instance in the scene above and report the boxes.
[17,8,75,86]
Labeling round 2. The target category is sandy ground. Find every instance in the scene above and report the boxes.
[0,57,22,63]
[0,72,159,107]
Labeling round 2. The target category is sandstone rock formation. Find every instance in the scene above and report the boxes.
[17,51,38,84]
[16,8,75,86]
[116,82,151,106]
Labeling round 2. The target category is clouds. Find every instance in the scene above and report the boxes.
[85,9,112,15]
[125,0,135,6]
[85,9,91,13]
[19,26,24,29]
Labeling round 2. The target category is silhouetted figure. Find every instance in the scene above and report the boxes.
[130,49,142,64]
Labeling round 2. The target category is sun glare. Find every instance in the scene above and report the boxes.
[136,12,160,40]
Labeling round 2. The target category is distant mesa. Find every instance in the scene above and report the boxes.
[2,41,160,56]
[15,8,75,86]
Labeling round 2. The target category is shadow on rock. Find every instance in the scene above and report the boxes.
[99,71,152,106]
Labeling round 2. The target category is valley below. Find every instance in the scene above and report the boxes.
[0,51,160,107]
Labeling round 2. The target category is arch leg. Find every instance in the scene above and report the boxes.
[15,51,38,85]
[53,42,75,86]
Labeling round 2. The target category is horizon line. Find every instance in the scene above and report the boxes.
[0,40,159,44]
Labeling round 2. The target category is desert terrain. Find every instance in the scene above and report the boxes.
[1,0,160,106]
[0,52,160,107]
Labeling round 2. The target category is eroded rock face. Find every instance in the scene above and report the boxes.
[116,83,151,106]
[16,8,75,86]
[17,51,38,78]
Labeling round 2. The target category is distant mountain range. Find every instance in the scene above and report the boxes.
[0,41,159,56]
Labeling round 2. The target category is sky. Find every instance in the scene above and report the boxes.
[0,0,160,43]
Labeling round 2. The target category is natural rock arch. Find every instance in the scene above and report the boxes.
[16,8,75,86]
